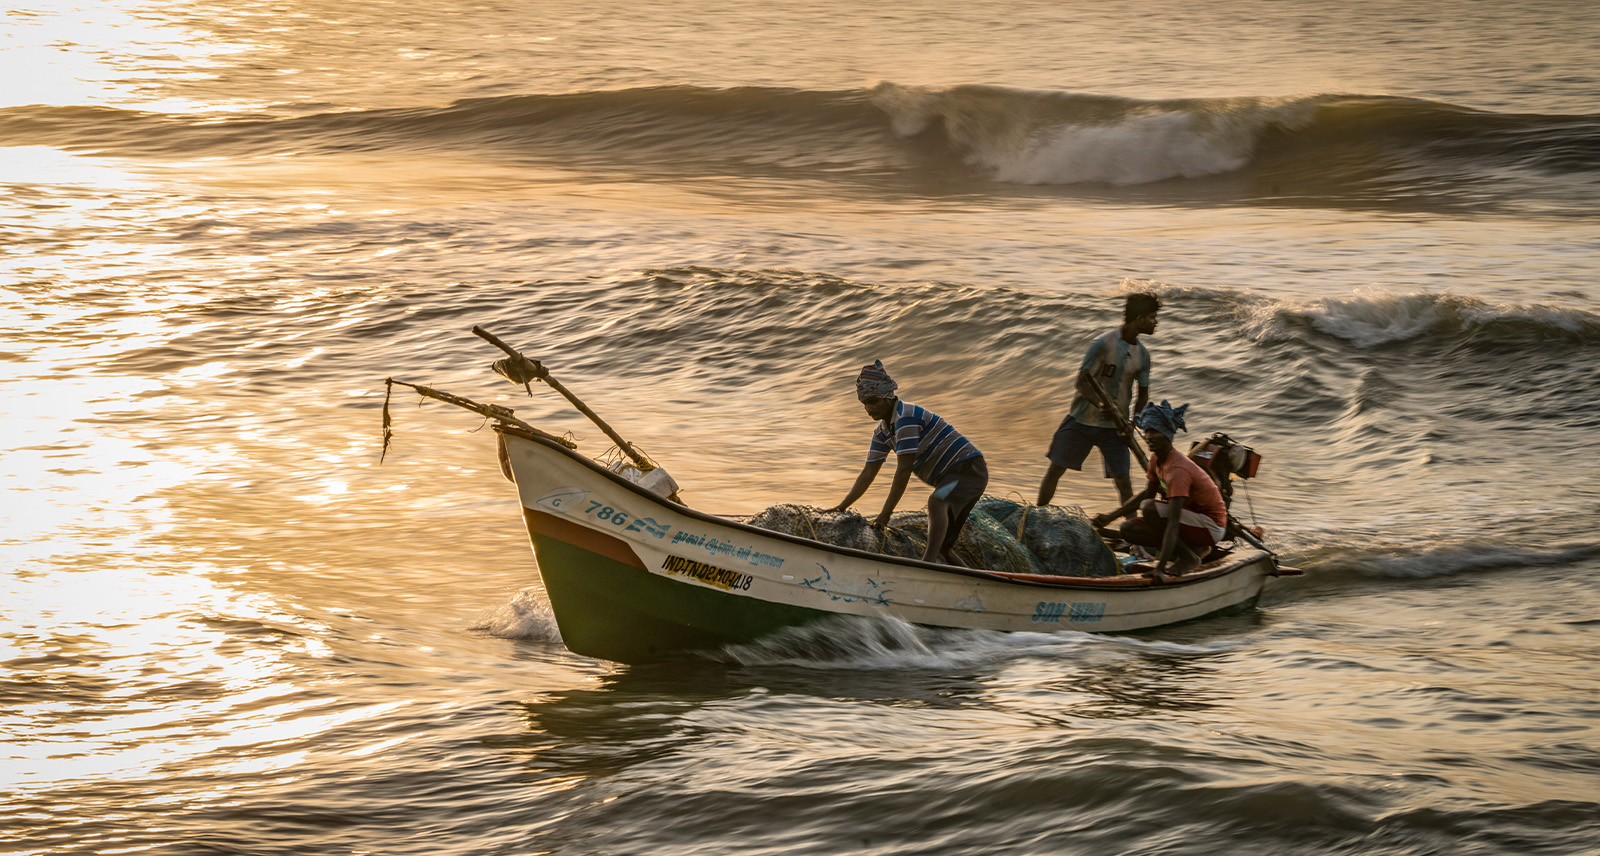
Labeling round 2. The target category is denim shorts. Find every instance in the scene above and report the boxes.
[1045,415,1131,476]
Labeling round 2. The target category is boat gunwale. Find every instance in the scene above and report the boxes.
[498,425,1271,592]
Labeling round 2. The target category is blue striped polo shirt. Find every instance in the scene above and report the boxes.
[866,400,982,485]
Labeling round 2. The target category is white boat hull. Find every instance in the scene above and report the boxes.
[499,429,1280,661]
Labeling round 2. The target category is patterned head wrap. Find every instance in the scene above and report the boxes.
[1134,399,1188,439]
[855,360,898,401]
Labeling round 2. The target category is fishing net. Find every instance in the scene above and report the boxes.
[743,496,1120,577]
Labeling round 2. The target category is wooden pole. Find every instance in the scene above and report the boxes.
[1079,375,1148,469]
[470,326,656,470]
[385,378,576,449]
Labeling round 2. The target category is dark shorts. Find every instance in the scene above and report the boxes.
[1046,416,1131,476]
[931,454,988,509]
[930,455,988,551]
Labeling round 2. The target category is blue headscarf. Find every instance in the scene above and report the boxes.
[1134,399,1188,439]
[855,360,898,401]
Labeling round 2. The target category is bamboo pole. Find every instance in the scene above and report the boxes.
[1079,375,1148,469]
[470,326,656,470]
[383,378,577,454]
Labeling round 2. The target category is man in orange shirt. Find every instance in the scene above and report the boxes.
[1090,401,1227,581]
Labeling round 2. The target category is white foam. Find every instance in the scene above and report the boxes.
[469,587,563,642]
[1242,288,1600,348]
[989,111,1254,186]
[871,83,1320,187]
[715,613,1242,669]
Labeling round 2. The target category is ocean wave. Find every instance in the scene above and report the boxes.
[631,270,1600,355]
[1289,538,1600,579]
[875,83,1600,194]
[0,87,892,170]
[3,83,1596,198]
[499,270,1600,423]
[1230,288,1600,348]
[872,83,1314,185]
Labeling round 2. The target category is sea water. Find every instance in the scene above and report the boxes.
[3,1,1598,853]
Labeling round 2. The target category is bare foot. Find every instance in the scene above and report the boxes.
[1167,545,1202,574]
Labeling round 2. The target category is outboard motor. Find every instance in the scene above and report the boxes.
[1188,432,1261,510]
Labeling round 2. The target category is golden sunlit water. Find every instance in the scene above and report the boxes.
[3,1,1599,854]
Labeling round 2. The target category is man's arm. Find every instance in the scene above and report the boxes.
[1091,479,1156,528]
[872,453,917,528]
[823,461,884,513]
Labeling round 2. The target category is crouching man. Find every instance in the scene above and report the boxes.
[1090,400,1227,581]
[824,360,988,566]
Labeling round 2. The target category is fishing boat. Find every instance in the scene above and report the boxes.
[387,327,1298,664]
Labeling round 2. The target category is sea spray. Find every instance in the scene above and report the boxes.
[715,613,1246,669]
[471,587,563,642]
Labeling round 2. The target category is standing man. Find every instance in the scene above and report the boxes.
[825,360,988,566]
[1037,292,1160,506]
[1090,401,1227,581]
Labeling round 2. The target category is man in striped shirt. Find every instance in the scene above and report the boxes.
[824,360,988,565]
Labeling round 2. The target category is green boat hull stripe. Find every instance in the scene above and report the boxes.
[529,516,833,662]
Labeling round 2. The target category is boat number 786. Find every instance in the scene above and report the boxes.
[585,501,631,526]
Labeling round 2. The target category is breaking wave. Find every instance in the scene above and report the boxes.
[872,84,1307,185]
[1228,288,1600,348]
[3,83,1597,204]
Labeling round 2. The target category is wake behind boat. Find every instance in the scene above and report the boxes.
[385,328,1298,664]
